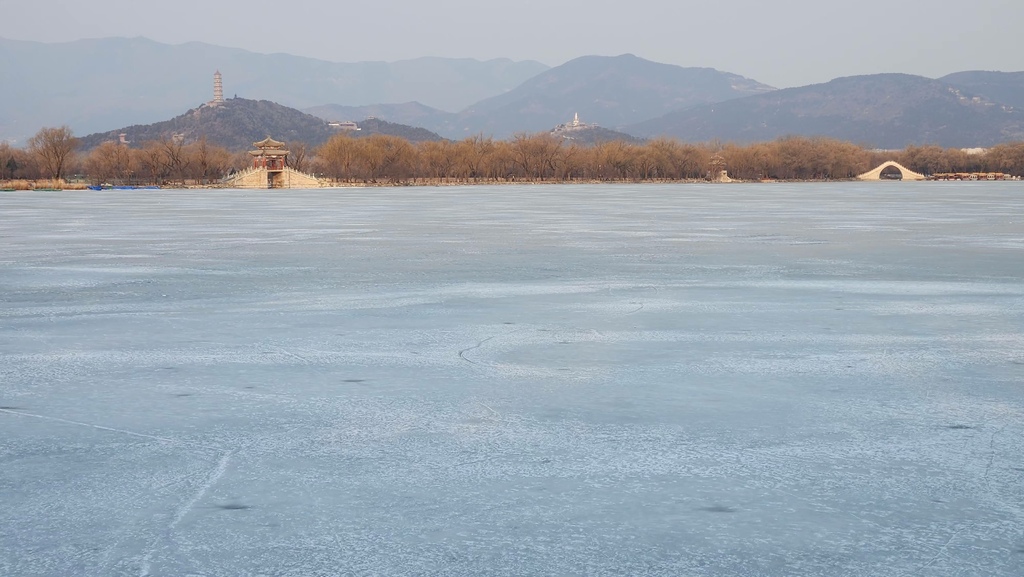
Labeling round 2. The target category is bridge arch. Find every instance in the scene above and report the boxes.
[857,161,926,181]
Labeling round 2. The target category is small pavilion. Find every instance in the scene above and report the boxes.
[249,137,289,172]
[224,136,320,189]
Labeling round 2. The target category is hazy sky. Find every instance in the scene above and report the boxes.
[5,0,1024,88]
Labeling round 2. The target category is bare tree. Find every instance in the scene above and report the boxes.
[28,126,78,181]
[486,141,515,181]
[84,142,132,184]
[136,141,169,185]
[596,141,635,180]
[634,146,658,180]
[0,142,20,180]
[186,137,232,184]
[287,141,310,173]
[418,140,458,182]
[646,138,684,180]
[555,142,583,181]
[455,135,494,181]
[160,137,191,184]
[983,142,1024,175]
[361,135,416,183]
[314,134,361,181]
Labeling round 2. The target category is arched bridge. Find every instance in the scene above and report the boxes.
[857,161,926,181]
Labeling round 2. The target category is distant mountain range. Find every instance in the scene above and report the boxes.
[0,36,546,143]
[303,54,774,140]
[7,37,1024,149]
[439,54,775,139]
[627,73,1024,148]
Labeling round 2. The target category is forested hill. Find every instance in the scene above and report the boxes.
[940,71,1024,110]
[77,98,444,151]
[551,126,645,145]
[354,118,445,143]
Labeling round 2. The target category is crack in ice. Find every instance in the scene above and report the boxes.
[138,450,234,576]
[458,335,496,365]
[0,408,196,446]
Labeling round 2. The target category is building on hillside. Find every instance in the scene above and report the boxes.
[552,113,596,133]
[328,121,361,131]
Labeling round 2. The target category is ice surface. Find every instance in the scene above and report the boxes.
[1,182,1023,576]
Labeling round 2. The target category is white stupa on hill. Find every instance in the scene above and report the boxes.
[552,112,596,133]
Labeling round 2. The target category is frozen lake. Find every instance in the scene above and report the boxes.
[1,183,1023,576]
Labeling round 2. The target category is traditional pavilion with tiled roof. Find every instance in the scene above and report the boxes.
[223,136,321,189]
[249,137,289,171]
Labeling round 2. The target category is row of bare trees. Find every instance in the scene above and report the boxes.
[313,134,816,183]
[85,138,243,185]
[318,134,760,182]
[5,126,1024,187]
[313,134,1024,183]
[1,131,237,185]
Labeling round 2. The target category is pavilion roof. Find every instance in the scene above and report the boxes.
[253,136,286,149]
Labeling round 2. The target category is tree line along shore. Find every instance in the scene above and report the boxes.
[4,126,1024,189]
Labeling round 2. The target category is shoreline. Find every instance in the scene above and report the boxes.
[2,175,1019,192]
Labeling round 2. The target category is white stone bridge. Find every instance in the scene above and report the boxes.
[857,161,926,181]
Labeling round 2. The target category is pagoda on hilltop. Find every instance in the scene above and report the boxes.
[209,71,225,107]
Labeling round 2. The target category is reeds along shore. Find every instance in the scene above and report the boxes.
[4,133,1024,188]
[3,178,729,191]
[4,175,1020,191]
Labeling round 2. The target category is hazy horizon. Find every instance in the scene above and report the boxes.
[6,0,1024,88]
